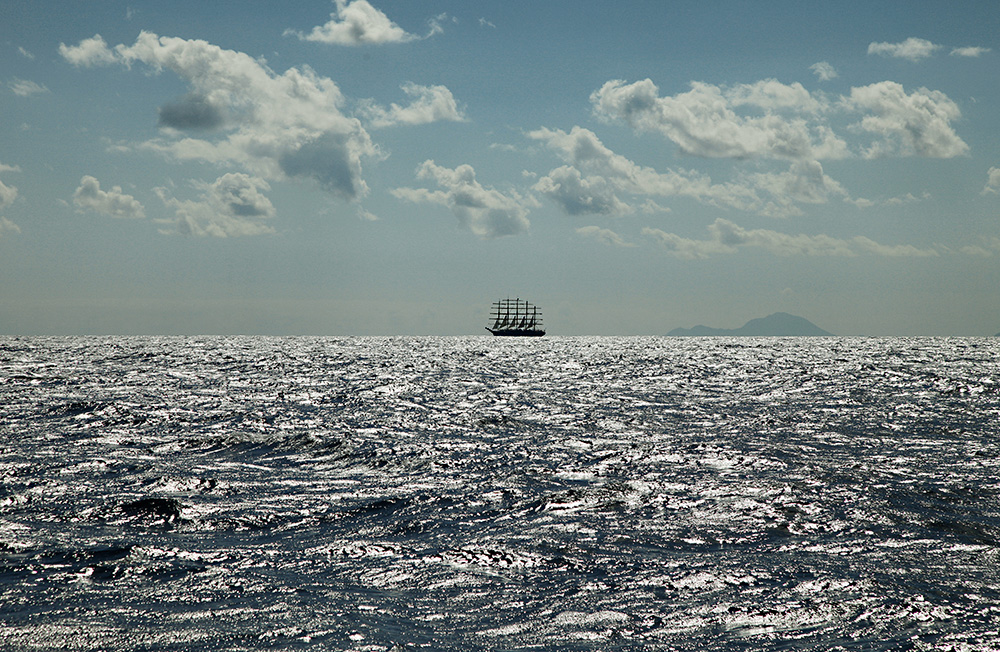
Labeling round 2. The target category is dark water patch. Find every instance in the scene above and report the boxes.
[0,544,133,584]
[111,497,184,528]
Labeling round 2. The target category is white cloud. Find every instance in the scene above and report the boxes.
[642,225,737,259]
[591,78,847,160]
[850,236,939,257]
[155,173,276,237]
[867,37,941,62]
[844,81,968,158]
[643,218,938,259]
[744,159,848,218]
[359,83,466,127]
[983,167,1000,195]
[959,237,1000,257]
[58,34,118,66]
[0,217,20,239]
[950,46,991,58]
[592,76,967,163]
[810,61,838,81]
[392,160,532,238]
[884,191,930,206]
[18,46,35,60]
[530,126,753,213]
[529,126,846,218]
[0,163,19,209]
[0,165,20,235]
[73,176,146,219]
[532,165,631,216]
[576,226,635,247]
[62,32,377,201]
[8,78,48,97]
[357,207,379,221]
[286,0,434,46]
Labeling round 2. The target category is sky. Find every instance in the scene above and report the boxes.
[2,0,999,336]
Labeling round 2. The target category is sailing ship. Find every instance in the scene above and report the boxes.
[486,298,545,337]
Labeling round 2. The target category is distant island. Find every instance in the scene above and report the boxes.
[668,312,833,337]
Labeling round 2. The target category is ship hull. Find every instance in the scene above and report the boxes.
[486,328,545,337]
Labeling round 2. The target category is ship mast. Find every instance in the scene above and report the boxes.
[486,296,545,336]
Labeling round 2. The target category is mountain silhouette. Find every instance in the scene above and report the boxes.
[668,312,833,336]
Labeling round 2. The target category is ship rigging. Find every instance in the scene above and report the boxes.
[486,298,545,337]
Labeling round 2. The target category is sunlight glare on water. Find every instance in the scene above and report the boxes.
[2,336,1000,650]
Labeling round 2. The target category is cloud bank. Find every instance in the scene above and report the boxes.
[529,126,846,219]
[591,78,846,160]
[643,219,939,259]
[591,77,967,162]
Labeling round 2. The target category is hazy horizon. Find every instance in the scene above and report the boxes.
[2,1,999,337]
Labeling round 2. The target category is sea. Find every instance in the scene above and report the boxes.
[1,335,999,651]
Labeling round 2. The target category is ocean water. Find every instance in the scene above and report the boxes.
[1,335,999,651]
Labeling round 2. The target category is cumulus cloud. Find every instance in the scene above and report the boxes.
[392,160,532,238]
[951,46,991,58]
[58,34,118,66]
[533,165,631,216]
[0,163,19,209]
[8,78,49,97]
[157,93,226,130]
[844,81,968,158]
[576,226,635,247]
[73,176,145,219]
[592,76,968,163]
[62,31,377,201]
[983,167,1000,195]
[744,159,848,217]
[810,61,838,81]
[867,37,941,62]
[155,173,276,237]
[530,126,753,213]
[529,126,845,218]
[359,83,466,127]
[286,0,438,45]
[591,78,847,160]
[643,218,938,259]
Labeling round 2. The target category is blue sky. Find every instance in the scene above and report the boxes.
[2,0,999,335]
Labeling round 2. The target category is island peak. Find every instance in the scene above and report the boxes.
[668,312,832,337]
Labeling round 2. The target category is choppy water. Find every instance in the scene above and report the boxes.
[2,336,1000,651]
